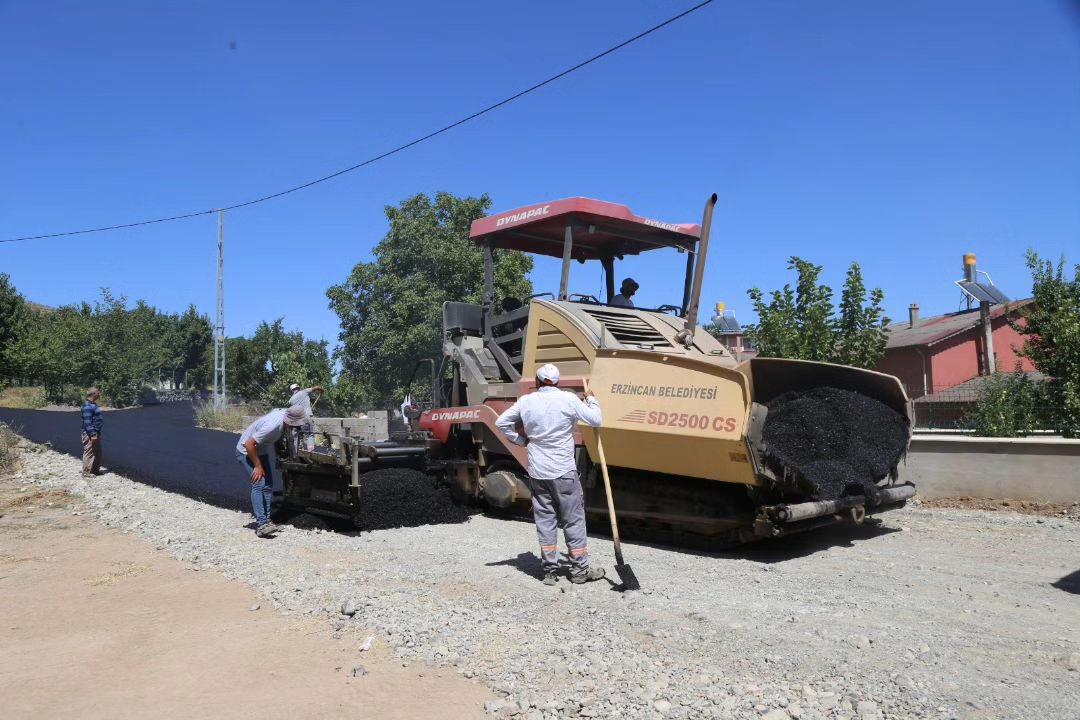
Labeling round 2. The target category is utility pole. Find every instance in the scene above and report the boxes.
[213,210,226,409]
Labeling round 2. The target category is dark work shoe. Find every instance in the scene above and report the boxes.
[542,572,560,586]
[570,567,605,584]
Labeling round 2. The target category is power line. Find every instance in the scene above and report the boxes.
[1,0,714,245]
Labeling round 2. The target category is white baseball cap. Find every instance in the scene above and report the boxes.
[535,363,560,385]
[289,383,300,392]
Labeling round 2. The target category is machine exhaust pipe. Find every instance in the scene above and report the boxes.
[675,193,717,348]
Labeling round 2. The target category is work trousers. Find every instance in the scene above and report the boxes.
[530,472,590,577]
[81,432,101,475]
[235,450,273,527]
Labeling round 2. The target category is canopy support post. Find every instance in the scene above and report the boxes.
[602,256,616,303]
[483,239,495,337]
[681,249,695,316]
[558,222,573,300]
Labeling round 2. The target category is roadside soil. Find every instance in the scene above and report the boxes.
[915,495,1080,520]
[0,482,489,720]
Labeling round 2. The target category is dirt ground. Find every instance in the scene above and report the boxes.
[915,494,1080,520]
[0,483,490,720]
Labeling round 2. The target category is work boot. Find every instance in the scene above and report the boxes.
[570,567,606,584]
[541,572,560,586]
[255,524,275,538]
[262,521,283,534]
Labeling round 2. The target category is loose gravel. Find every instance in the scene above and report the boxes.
[7,437,1080,720]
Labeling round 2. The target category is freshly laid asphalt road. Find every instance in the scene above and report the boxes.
[0,402,250,510]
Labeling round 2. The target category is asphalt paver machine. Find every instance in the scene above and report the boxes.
[415,195,915,546]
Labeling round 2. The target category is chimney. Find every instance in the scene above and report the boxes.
[963,253,977,283]
[909,303,920,328]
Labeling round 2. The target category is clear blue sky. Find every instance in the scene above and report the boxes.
[3,1,1079,347]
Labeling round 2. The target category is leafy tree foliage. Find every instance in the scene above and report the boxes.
[9,285,213,406]
[225,319,333,409]
[0,273,29,384]
[744,257,886,369]
[1011,250,1080,436]
[328,192,533,407]
[967,367,1044,437]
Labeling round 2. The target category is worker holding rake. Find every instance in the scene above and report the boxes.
[496,363,606,586]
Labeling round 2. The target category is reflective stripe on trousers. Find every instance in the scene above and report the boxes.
[529,472,589,576]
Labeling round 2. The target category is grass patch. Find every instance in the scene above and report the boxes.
[3,488,71,510]
[0,386,47,409]
[194,400,252,433]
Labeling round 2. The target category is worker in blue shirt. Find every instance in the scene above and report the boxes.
[80,387,104,477]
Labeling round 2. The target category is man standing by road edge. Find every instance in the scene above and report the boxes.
[496,363,606,586]
[81,387,104,477]
[236,405,307,537]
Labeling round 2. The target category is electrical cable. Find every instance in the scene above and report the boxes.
[2,0,715,244]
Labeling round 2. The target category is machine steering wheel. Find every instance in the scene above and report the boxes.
[568,293,601,305]
[656,304,683,316]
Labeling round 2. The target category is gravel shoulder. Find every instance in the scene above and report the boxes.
[4,437,1079,720]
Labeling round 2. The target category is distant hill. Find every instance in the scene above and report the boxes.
[26,301,55,313]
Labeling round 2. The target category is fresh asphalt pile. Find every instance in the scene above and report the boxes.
[357,469,474,530]
[762,388,909,501]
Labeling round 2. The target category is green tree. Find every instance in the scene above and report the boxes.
[172,306,213,389]
[743,257,887,369]
[0,273,29,384]
[1011,250,1080,436]
[16,304,93,402]
[328,192,533,407]
[87,292,164,406]
[225,320,333,408]
[967,367,1043,437]
[9,288,214,403]
[833,263,887,367]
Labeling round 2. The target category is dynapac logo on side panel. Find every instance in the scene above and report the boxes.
[430,410,481,422]
[495,205,551,227]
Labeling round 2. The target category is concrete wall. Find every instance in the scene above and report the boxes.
[905,435,1080,502]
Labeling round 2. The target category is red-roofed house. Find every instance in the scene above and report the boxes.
[875,299,1035,402]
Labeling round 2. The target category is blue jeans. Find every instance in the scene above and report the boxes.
[236,450,273,527]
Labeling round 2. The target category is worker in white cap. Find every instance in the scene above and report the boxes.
[235,405,309,537]
[495,363,606,586]
[288,383,324,451]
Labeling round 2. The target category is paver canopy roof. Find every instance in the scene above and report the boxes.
[469,197,700,261]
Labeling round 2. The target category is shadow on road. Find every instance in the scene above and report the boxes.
[728,521,902,564]
[1052,569,1080,595]
[486,551,543,579]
